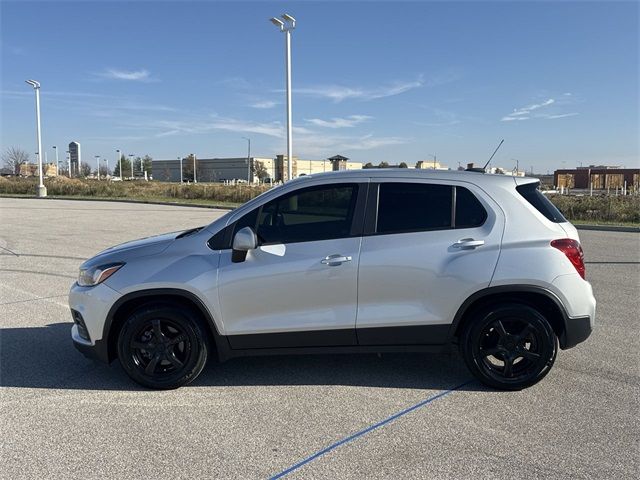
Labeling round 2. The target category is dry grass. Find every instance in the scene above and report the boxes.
[1,176,638,225]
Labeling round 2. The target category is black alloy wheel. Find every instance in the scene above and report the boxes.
[117,305,208,389]
[461,304,557,390]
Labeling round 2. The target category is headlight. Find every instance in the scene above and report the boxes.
[78,263,124,287]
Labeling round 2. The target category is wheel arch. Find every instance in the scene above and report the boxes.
[103,288,228,363]
[449,285,571,349]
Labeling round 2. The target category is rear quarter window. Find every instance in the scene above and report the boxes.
[516,182,567,223]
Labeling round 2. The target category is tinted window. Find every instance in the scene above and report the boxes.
[257,184,358,244]
[516,182,567,223]
[377,183,452,233]
[455,187,487,228]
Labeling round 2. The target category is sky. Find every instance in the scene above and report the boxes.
[1,0,639,173]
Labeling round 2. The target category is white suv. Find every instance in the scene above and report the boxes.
[69,170,595,390]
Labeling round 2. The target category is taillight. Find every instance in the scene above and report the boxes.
[551,238,585,279]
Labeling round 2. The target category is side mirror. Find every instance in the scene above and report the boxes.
[231,226,257,263]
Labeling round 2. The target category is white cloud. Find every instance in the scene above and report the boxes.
[541,112,579,119]
[294,77,424,103]
[305,115,373,128]
[500,98,577,122]
[249,100,278,109]
[97,68,156,82]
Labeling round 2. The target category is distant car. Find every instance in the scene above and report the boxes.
[69,169,595,390]
[109,177,122,182]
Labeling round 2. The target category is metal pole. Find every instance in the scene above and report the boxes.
[104,158,109,178]
[178,156,183,183]
[285,29,293,181]
[95,156,100,180]
[193,154,197,183]
[53,146,59,176]
[117,149,121,179]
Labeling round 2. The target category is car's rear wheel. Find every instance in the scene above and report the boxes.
[460,303,557,390]
[117,304,208,389]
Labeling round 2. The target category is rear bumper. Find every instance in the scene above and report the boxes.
[560,315,592,349]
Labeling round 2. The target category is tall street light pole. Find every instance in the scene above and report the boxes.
[128,154,135,179]
[104,158,109,178]
[95,155,101,180]
[116,149,122,179]
[53,146,59,175]
[242,136,251,183]
[178,156,183,183]
[270,13,295,182]
[25,80,46,197]
[66,150,71,177]
[192,153,197,183]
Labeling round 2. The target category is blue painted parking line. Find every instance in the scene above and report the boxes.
[268,380,472,479]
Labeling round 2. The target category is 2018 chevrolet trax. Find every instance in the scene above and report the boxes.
[69,169,595,390]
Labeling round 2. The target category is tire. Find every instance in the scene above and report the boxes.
[117,304,208,389]
[460,303,558,390]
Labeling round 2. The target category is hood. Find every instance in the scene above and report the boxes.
[81,228,197,269]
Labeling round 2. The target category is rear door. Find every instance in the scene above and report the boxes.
[356,179,504,345]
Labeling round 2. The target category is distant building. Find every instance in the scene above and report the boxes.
[416,160,449,170]
[19,163,58,177]
[69,141,81,176]
[554,166,640,190]
[152,155,362,183]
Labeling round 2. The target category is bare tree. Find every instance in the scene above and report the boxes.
[2,147,30,175]
[253,161,269,182]
[79,162,92,177]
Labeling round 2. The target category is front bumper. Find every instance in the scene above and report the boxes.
[69,282,121,363]
[72,325,110,363]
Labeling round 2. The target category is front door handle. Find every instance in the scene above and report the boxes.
[452,238,485,249]
[321,254,352,266]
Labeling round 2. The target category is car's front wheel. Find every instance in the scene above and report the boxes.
[460,303,558,390]
[117,304,208,389]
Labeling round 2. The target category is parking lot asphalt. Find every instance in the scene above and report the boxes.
[1,197,638,479]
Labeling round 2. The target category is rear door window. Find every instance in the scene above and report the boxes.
[455,187,487,228]
[376,183,452,233]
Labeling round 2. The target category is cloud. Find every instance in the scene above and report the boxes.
[294,76,424,103]
[249,100,278,109]
[305,115,373,128]
[154,116,284,138]
[501,98,577,122]
[294,132,408,156]
[96,69,157,82]
[540,112,579,119]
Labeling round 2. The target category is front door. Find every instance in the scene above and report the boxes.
[218,182,366,349]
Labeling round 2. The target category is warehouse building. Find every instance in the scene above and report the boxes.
[152,155,362,183]
[554,166,640,191]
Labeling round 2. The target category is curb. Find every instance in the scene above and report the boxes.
[575,224,640,233]
[0,195,236,211]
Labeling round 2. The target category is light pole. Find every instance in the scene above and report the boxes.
[25,80,46,197]
[128,154,135,179]
[270,13,295,181]
[511,158,519,175]
[192,153,197,183]
[116,149,122,179]
[428,153,437,169]
[95,155,101,180]
[242,136,251,183]
[66,150,71,177]
[178,156,183,183]
[53,146,60,176]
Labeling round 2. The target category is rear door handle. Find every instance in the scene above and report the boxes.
[321,254,352,266]
[452,238,485,249]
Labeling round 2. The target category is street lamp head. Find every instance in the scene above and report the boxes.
[25,79,40,88]
[281,13,296,26]
[270,17,285,30]
[52,145,57,149]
